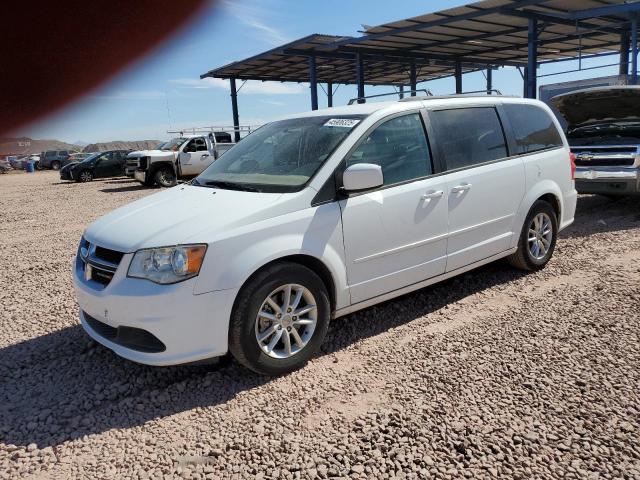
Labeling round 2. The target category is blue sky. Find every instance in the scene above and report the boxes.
[19,0,625,143]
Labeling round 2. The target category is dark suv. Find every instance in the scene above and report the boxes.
[39,150,74,170]
[60,150,130,182]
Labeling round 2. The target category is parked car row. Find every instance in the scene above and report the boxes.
[60,150,130,182]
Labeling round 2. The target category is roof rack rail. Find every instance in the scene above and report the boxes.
[399,89,505,102]
[167,125,259,136]
[347,89,432,105]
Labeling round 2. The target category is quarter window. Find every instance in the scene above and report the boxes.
[430,107,508,170]
[345,113,432,186]
[504,104,563,154]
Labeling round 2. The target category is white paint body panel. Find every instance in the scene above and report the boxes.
[340,176,448,304]
[444,157,525,271]
[74,96,577,366]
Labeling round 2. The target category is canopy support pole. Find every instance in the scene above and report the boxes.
[410,62,417,96]
[486,67,493,93]
[399,85,404,99]
[527,18,538,98]
[455,62,462,94]
[356,52,365,103]
[230,78,240,143]
[632,16,638,85]
[620,30,630,76]
[309,56,318,110]
[327,81,333,108]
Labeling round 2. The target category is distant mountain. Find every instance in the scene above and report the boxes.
[0,137,80,157]
[82,140,162,153]
[73,140,90,147]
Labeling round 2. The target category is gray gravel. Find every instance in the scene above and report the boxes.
[1,171,639,479]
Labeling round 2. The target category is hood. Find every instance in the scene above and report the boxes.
[551,86,640,127]
[127,150,175,158]
[61,161,80,172]
[84,185,285,252]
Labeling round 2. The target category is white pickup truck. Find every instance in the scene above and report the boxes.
[126,132,236,187]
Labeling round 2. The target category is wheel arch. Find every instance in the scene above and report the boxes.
[233,254,337,314]
[511,180,564,249]
[148,160,176,177]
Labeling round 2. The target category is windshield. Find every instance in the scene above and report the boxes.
[194,115,364,192]
[160,137,188,151]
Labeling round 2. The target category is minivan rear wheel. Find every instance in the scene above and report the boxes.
[508,200,558,271]
[51,161,61,170]
[229,262,330,375]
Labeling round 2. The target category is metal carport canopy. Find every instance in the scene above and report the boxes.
[201,0,640,139]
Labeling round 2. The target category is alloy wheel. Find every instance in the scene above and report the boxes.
[528,212,552,260]
[254,284,317,359]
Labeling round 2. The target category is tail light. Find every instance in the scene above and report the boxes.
[569,152,576,180]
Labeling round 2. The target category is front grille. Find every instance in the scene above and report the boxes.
[138,157,148,170]
[95,246,124,265]
[90,266,114,286]
[571,146,638,167]
[84,313,166,353]
[78,238,124,288]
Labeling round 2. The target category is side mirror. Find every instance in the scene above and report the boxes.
[342,163,383,193]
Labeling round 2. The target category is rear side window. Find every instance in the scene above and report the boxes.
[430,107,507,170]
[346,113,432,186]
[504,104,563,154]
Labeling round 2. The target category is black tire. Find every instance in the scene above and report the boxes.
[34,161,41,170]
[154,167,176,187]
[51,161,61,171]
[78,170,93,182]
[507,200,558,271]
[228,262,331,375]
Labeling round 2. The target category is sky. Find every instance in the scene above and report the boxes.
[17,0,626,144]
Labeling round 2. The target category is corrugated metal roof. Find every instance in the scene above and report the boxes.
[202,1,637,85]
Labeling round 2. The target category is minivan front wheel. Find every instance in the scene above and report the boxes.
[508,200,558,271]
[229,262,330,375]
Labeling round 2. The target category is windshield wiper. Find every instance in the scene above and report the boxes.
[204,180,261,192]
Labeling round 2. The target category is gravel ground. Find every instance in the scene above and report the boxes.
[0,171,639,480]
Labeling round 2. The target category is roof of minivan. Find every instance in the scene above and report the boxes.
[281,95,542,121]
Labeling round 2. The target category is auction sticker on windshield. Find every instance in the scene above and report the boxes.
[324,118,361,128]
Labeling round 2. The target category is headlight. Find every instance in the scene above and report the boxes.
[127,244,207,284]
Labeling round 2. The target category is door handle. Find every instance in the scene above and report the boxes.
[451,183,472,193]
[421,190,444,200]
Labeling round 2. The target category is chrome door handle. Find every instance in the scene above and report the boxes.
[421,190,444,200]
[451,183,472,193]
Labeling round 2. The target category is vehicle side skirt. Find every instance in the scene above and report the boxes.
[333,247,517,319]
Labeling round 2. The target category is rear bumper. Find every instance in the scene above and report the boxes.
[574,167,640,195]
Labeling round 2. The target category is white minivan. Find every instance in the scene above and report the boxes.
[74,95,577,375]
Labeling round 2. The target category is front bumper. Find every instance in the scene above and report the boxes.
[73,252,238,366]
[574,167,640,195]
[134,170,147,183]
[60,171,74,181]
